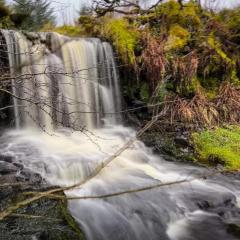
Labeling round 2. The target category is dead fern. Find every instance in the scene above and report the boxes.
[141,32,167,92]
[170,52,199,97]
[160,90,219,127]
[215,82,240,123]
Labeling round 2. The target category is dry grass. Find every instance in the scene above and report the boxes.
[160,90,219,127]
[159,82,240,128]
[215,82,240,123]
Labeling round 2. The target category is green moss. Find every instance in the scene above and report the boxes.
[102,18,140,64]
[158,82,168,102]
[54,25,82,37]
[192,125,240,169]
[203,88,218,100]
[0,4,10,18]
[198,77,219,99]
[0,3,14,29]
[140,82,150,102]
[165,24,190,51]
[78,15,96,36]
[205,33,240,84]
[186,76,199,96]
[207,33,232,64]
[175,75,200,98]
[218,7,240,39]
[227,224,240,238]
[150,0,201,34]
[59,200,85,240]
[230,69,240,85]
[41,21,55,32]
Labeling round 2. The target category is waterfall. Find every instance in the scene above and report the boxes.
[1,30,240,240]
[1,30,121,131]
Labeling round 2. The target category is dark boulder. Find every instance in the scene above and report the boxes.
[0,161,18,175]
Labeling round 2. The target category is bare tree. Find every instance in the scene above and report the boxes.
[92,0,169,16]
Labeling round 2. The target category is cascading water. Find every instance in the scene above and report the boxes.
[1,30,121,130]
[1,30,240,240]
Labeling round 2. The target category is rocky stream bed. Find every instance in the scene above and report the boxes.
[0,154,84,240]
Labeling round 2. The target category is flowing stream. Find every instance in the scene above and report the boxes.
[0,30,240,240]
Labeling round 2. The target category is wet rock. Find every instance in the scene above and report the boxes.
[0,154,13,163]
[0,161,18,175]
[0,186,13,199]
[39,33,47,44]
[16,169,42,184]
[132,100,146,107]
[174,136,189,147]
[13,162,24,170]
[30,172,42,184]
[0,174,17,184]
[17,169,31,181]
[0,198,84,240]
[172,212,238,240]
[228,224,240,238]
[23,31,40,41]
[0,160,85,240]
[197,200,211,210]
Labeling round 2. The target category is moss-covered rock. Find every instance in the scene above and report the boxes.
[0,155,85,240]
[192,125,240,170]
[139,123,195,163]
[227,223,240,238]
[0,197,84,240]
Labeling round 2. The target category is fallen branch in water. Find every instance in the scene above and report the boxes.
[0,182,28,188]
[10,213,61,221]
[0,116,158,221]
[32,169,240,201]
[1,77,237,221]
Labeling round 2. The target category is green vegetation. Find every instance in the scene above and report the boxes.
[74,16,141,64]
[165,24,190,51]
[13,0,55,31]
[192,126,240,169]
[101,18,140,64]
[0,0,55,31]
[87,1,240,101]
[0,0,13,28]
[74,0,240,129]
[54,25,83,37]
[146,0,201,35]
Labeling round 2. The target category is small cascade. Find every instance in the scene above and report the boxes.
[1,30,122,131]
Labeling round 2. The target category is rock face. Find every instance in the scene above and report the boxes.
[0,155,85,240]
[138,122,195,163]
